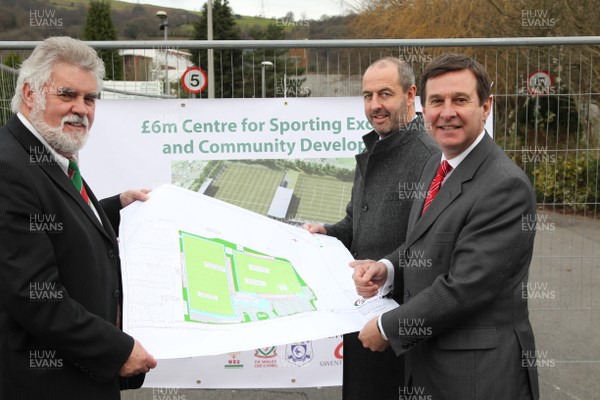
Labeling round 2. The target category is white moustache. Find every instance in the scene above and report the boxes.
[62,114,89,129]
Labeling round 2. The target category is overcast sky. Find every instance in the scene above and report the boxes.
[119,0,355,20]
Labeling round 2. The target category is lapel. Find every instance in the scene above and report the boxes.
[7,115,113,242]
[406,154,438,235]
[405,134,496,248]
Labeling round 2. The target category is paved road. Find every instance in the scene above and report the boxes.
[123,211,600,400]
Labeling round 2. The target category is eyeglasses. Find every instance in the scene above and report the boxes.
[45,86,98,106]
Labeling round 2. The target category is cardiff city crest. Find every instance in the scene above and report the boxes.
[285,341,313,366]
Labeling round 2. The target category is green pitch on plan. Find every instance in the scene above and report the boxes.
[179,231,317,324]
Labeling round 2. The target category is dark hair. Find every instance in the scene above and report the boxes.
[367,57,415,93]
[419,53,492,106]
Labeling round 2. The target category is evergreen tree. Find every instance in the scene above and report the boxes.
[191,0,243,98]
[192,1,308,98]
[83,0,123,80]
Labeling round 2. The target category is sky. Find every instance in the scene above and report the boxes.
[119,0,355,20]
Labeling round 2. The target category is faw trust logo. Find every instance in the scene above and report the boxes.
[254,347,278,368]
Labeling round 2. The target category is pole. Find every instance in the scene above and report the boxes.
[164,23,168,95]
[207,0,215,99]
[261,64,266,98]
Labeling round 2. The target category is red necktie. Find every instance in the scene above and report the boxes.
[421,160,452,216]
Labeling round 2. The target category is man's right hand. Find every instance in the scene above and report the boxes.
[350,259,388,298]
[119,340,157,377]
[302,223,327,234]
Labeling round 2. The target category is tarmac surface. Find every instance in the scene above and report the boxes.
[122,211,600,400]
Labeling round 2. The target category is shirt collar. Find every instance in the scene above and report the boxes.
[442,130,487,170]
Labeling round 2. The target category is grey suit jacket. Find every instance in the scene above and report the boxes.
[382,134,539,400]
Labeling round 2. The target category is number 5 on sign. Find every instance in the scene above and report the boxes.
[182,67,208,93]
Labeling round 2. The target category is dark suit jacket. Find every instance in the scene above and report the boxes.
[326,114,439,400]
[0,115,142,400]
[382,134,539,399]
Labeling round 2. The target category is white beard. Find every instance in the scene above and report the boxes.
[30,105,90,155]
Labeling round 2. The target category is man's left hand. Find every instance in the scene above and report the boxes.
[358,317,390,352]
[119,189,151,208]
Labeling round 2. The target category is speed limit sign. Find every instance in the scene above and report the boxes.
[182,67,208,93]
[527,70,553,95]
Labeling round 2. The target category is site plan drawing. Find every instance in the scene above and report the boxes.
[180,232,317,324]
[119,185,398,358]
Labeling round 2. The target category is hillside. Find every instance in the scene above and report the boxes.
[0,0,354,41]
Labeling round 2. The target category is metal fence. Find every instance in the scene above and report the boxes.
[1,37,599,400]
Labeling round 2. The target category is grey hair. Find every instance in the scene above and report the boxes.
[366,57,416,93]
[11,36,105,113]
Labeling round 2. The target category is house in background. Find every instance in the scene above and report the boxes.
[101,48,193,98]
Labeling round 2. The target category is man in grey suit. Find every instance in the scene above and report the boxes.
[353,54,539,399]
[304,57,438,400]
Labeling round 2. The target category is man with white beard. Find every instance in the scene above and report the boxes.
[0,36,157,400]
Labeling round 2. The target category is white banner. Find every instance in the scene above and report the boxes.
[80,97,493,388]
[82,97,371,200]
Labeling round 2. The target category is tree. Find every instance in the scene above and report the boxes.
[191,1,308,98]
[350,0,600,146]
[191,0,243,98]
[83,0,122,80]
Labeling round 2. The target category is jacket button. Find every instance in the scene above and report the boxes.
[361,204,369,212]
[108,249,115,258]
[113,290,120,298]
[405,289,411,298]
[352,251,358,258]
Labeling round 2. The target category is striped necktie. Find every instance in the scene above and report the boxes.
[67,159,91,205]
[421,160,452,216]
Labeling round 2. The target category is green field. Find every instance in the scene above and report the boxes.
[213,163,284,214]
[233,252,301,295]
[293,174,352,223]
[181,234,234,317]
